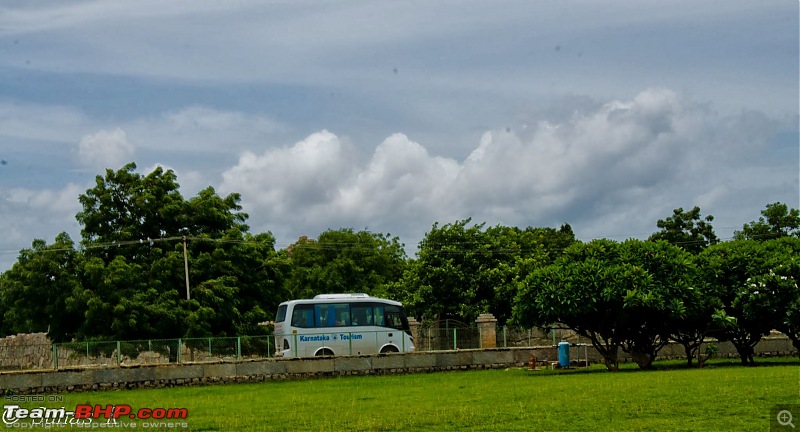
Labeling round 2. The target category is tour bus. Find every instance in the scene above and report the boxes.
[274,294,415,357]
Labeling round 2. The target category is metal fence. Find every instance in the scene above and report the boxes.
[44,336,276,370]
[0,327,560,372]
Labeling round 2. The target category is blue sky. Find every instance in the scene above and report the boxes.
[0,1,798,271]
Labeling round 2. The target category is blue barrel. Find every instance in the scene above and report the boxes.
[558,341,570,367]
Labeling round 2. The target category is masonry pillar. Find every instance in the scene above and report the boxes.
[408,317,421,351]
[476,314,497,349]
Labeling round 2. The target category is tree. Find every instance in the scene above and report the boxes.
[514,239,695,370]
[484,224,575,325]
[68,163,279,340]
[398,219,492,324]
[699,240,777,365]
[283,229,406,301]
[0,233,84,341]
[668,274,718,367]
[618,240,696,368]
[734,202,800,240]
[398,219,572,325]
[77,163,186,250]
[648,206,718,253]
[753,237,800,356]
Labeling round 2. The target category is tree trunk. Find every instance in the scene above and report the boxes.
[584,331,619,371]
[731,339,756,366]
[631,351,655,369]
[683,343,695,367]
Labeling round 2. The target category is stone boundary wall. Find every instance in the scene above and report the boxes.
[0,335,796,395]
[0,348,542,395]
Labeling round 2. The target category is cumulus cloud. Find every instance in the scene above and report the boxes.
[221,130,357,217]
[76,128,135,170]
[220,88,797,248]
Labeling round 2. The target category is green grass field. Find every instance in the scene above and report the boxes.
[9,358,800,431]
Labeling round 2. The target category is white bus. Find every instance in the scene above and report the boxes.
[274,294,415,357]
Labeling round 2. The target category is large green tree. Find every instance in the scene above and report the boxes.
[0,233,84,341]
[283,228,406,301]
[399,219,573,325]
[699,239,782,365]
[515,239,695,370]
[4,162,285,341]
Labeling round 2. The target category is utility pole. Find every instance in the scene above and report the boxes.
[182,236,191,300]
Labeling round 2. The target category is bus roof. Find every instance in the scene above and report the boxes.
[313,293,370,299]
[279,294,401,307]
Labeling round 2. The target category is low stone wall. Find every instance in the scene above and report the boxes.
[0,348,544,395]
[0,336,794,395]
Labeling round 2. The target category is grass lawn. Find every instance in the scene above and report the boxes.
[9,357,800,431]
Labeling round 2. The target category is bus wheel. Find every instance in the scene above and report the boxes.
[316,348,334,356]
[380,346,399,354]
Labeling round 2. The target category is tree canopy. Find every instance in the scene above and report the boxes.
[734,202,800,240]
[648,206,718,253]
[514,239,696,370]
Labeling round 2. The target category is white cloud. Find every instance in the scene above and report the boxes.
[221,130,358,216]
[218,88,796,250]
[76,128,135,170]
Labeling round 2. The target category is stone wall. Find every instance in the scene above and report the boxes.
[0,333,52,371]
[0,348,541,395]
[0,337,796,395]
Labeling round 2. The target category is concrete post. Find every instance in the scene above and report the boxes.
[408,317,421,351]
[476,314,497,349]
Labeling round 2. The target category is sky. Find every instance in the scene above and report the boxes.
[0,1,798,271]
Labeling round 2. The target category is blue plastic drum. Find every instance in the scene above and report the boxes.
[558,341,570,367]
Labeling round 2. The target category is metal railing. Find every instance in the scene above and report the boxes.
[42,336,275,370]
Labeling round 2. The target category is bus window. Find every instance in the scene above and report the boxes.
[385,305,407,331]
[374,305,385,327]
[291,304,314,328]
[276,305,287,323]
[351,304,373,326]
[333,303,350,326]
[315,303,350,327]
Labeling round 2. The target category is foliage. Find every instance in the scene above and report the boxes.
[1,163,283,341]
[648,206,718,253]
[0,233,84,340]
[282,228,407,300]
[749,237,800,354]
[515,239,695,370]
[698,239,795,365]
[734,202,800,240]
[398,219,574,325]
